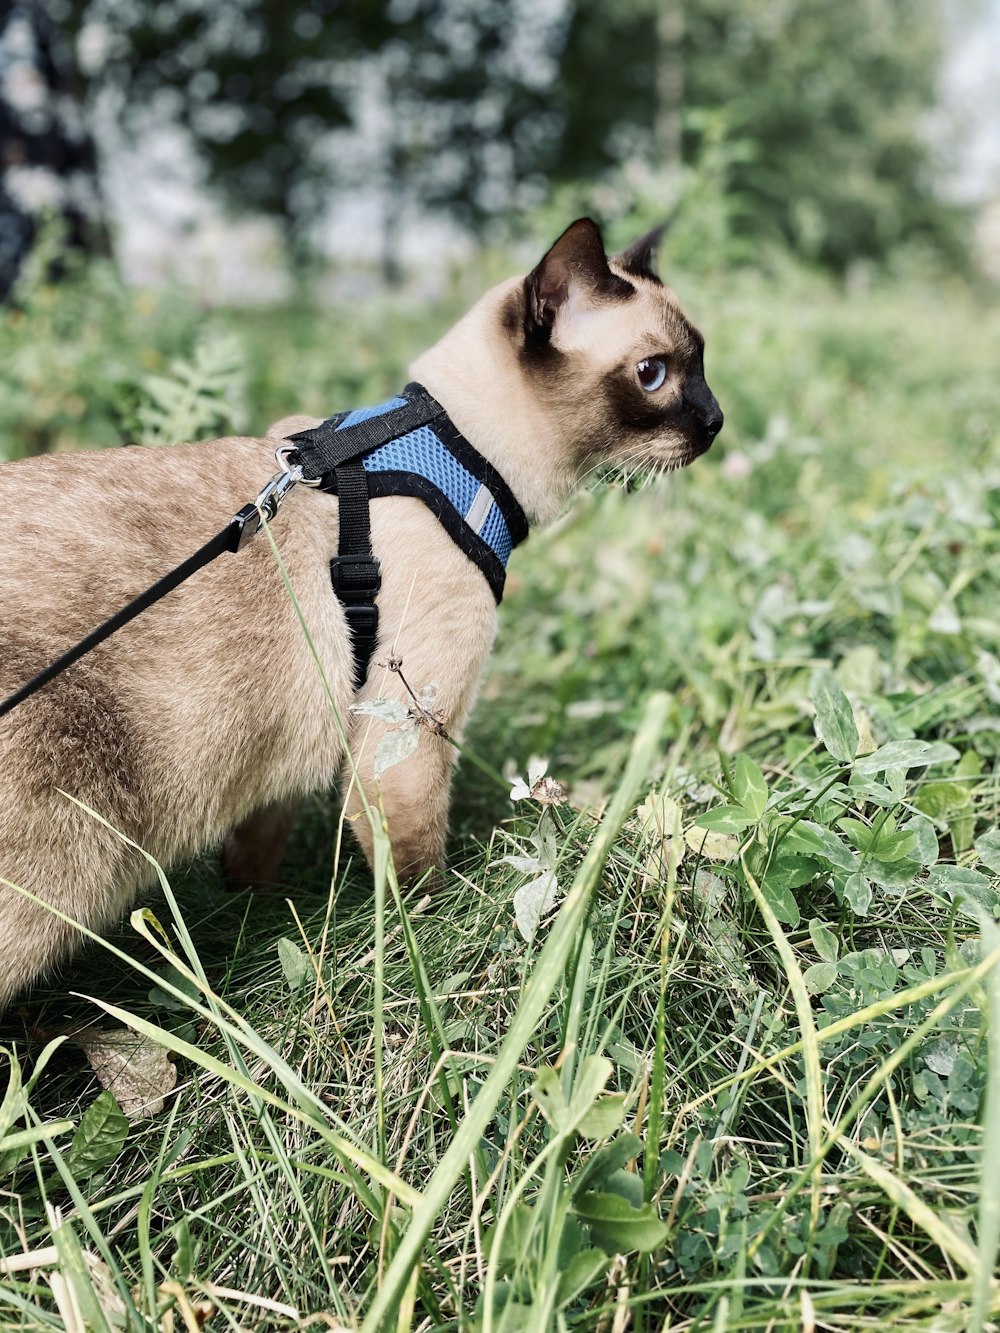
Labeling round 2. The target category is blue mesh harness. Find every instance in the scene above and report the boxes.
[285,382,529,688]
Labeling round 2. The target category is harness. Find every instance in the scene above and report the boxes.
[0,383,529,718]
[288,382,528,687]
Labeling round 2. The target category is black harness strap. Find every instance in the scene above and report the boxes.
[286,384,445,483]
[328,460,381,689]
[284,384,458,690]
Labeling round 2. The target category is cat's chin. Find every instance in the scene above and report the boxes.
[661,452,700,472]
[666,440,716,471]
[589,449,701,494]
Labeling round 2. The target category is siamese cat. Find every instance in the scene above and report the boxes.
[0,218,722,1006]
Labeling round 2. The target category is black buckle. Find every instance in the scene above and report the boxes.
[330,554,382,600]
[341,602,379,637]
[330,555,381,688]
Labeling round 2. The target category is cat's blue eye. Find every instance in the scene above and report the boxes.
[636,356,668,392]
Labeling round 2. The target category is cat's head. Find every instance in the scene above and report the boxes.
[512,217,723,479]
[410,217,723,524]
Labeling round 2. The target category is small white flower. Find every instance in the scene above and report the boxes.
[720,451,752,481]
[509,756,567,805]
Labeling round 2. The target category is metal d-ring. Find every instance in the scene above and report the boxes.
[274,442,322,486]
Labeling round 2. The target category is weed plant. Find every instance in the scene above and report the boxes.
[0,251,999,1330]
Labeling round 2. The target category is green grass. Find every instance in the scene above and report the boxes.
[1,252,1000,1330]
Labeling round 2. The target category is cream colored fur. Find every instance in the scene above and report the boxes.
[0,219,719,1005]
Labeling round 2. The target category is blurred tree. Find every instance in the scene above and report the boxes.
[554,0,964,271]
[78,0,369,264]
[28,0,561,282]
[0,0,968,289]
[0,0,107,299]
[357,0,562,279]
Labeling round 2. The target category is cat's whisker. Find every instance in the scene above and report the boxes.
[580,440,688,493]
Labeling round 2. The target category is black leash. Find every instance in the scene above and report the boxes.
[0,524,242,720]
[0,387,437,719]
[0,456,305,720]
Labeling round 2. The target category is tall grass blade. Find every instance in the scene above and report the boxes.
[360,691,670,1330]
[740,855,825,1238]
[970,919,1000,1332]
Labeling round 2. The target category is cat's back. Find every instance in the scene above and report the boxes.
[0,437,278,614]
[0,432,351,875]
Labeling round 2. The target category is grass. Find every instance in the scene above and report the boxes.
[1,248,1000,1329]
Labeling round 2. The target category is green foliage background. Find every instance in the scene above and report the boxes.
[0,3,997,1327]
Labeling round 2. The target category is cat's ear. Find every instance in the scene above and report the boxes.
[524,218,630,339]
[614,223,666,283]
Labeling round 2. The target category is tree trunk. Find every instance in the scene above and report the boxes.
[0,0,108,298]
[380,69,405,288]
[654,2,684,170]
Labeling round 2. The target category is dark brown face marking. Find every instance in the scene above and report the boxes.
[524,217,634,347]
[611,302,722,460]
[614,224,666,285]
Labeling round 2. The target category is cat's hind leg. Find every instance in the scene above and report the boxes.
[222,797,301,891]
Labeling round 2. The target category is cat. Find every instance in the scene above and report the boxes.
[0,217,722,1005]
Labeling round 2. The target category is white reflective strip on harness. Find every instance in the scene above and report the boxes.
[465,482,495,535]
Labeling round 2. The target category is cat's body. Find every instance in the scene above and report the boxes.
[0,219,721,1005]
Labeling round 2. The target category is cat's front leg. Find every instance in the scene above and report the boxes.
[341,717,455,882]
[340,498,499,883]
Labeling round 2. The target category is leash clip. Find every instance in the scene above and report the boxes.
[257,443,322,516]
[233,445,321,550]
[253,463,298,523]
